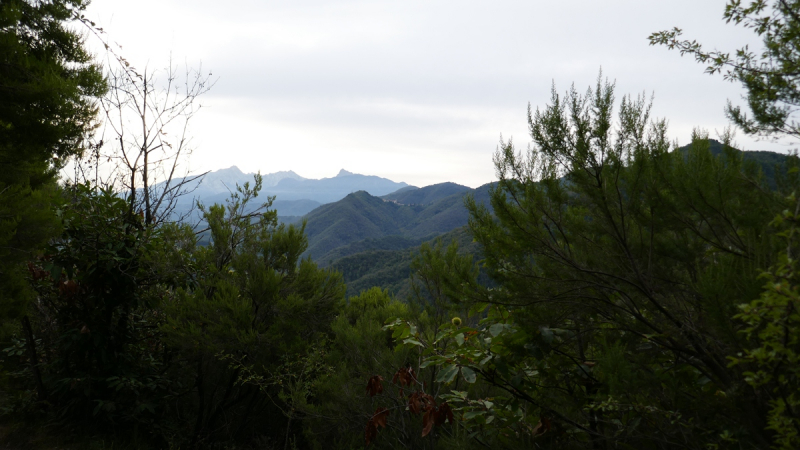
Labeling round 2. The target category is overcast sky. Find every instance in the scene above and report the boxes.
[83,0,794,188]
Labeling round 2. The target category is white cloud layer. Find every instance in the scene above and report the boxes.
[83,0,797,188]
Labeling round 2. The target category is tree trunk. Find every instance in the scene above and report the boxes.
[284,410,293,450]
[21,315,47,402]
[191,355,205,447]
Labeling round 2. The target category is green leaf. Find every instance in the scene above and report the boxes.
[383,318,403,331]
[511,371,524,387]
[50,263,62,281]
[419,359,436,369]
[455,333,465,346]
[539,326,554,344]
[468,302,489,316]
[463,410,485,420]
[436,364,460,384]
[403,338,423,347]
[461,366,477,383]
[489,323,505,337]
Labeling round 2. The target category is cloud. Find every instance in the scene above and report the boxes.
[84,0,791,188]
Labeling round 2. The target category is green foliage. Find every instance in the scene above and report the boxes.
[381,182,471,206]
[331,227,483,299]
[320,235,423,265]
[4,184,172,437]
[159,175,345,446]
[302,287,475,449]
[408,238,480,322]
[731,194,800,449]
[0,0,105,329]
[303,184,493,263]
[1,176,349,447]
[388,76,797,449]
[649,0,800,140]
[222,344,334,450]
[5,5,800,448]
[302,288,413,448]
[0,0,105,179]
[385,310,547,448]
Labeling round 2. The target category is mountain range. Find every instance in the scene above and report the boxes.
[169,167,410,218]
[186,140,792,298]
[301,181,486,263]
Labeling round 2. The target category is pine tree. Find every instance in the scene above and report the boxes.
[650,0,800,141]
[0,0,105,321]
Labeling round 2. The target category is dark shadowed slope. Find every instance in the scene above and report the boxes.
[303,184,493,262]
[331,227,483,298]
[302,191,421,260]
[381,182,470,205]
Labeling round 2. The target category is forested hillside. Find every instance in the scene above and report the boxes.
[305,142,788,298]
[330,227,481,297]
[3,1,800,450]
[380,182,471,205]
[302,183,491,262]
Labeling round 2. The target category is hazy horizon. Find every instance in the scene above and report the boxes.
[83,0,797,189]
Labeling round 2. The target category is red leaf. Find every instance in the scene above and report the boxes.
[532,416,551,437]
[59,279,79,296]
[366,375,384,397]
[443,403,454,424]
[408,392,423,414]
[421,393,435,412]
[434,402,453,426]
[392,366,418,387]
[421,409,435,437]
[365,419,377,446]
[26,262,49,281]
[408,391,437,416]
[373,407,389,429]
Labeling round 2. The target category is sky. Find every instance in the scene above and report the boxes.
[82,0,795,188]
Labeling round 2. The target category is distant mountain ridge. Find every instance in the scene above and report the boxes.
[302,182,493,263]
[268,171,410,203]
[194,167,305,197]
[381,182,470,205]
[309,143,794,298]
[165,166,411,218]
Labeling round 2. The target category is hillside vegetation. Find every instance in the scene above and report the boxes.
[302,183,491,261]
[380,182,471,205]
[5,1,800,449]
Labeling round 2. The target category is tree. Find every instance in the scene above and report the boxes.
[91,56,214,225]
[649,0,800,141]
[730,195,800,449]
[0,1,105,411]
[158,176,346,446]
[54,13,215,226]
[0,0,105,324]
[13,185,173,432]
[390,77,797,448]
[304,287,429,449]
